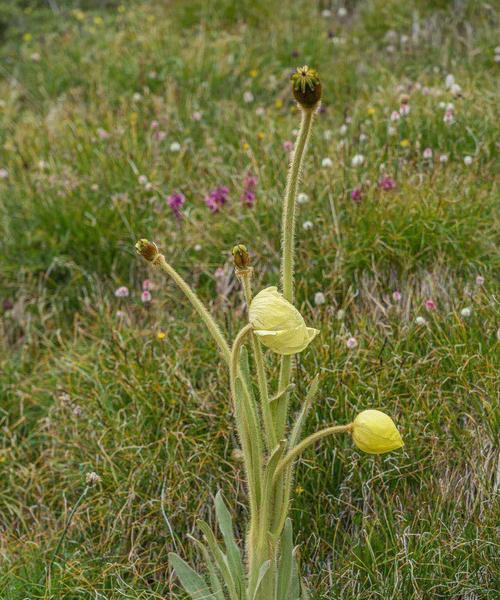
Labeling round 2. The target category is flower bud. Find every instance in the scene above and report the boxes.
[249,286,319,355]
[232,244,251,270]
[291,65,322,109]
[351,409,403,455]
[135,239,159,262]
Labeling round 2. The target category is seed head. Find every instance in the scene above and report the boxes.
[232,244,251,270]
[135,239,159,262]
[291,65,322,109]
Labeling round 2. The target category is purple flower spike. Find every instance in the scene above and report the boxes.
[205,186,230,212]
[167,191,185,217]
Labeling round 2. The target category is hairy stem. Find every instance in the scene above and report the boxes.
[275,107,315,440]
[153,253,231,364]
[273,424,353,484]
[240,272,277,453]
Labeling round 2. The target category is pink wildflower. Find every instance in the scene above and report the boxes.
[167,191,185,217]
[392,290,402,302]
[114,286,129,298]
[141,290,152,303]
[425,299,437,311]
[205,186,229,212]
[346,337,358,349]
[378,175,396,191]
[142,279,154,291]
[351,187,362,202]
[283,140,294,152]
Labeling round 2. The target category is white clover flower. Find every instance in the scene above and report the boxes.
[390,110,400,122]
[439,154,448,163]
[321,157,333,168]
[323,129,333,141]
[170,142,181,152]
[297,192,309,204]
[302,220,313,230]
[475,275,484,286]
[314,292,326,306]
[336,309,345,320]
[416,316,427,325]
[132,93,142,102]
[351,154,365,167]
[338,7,347,17]
[0,168,8,179]
[450,83,462,96]
[321,9,332,17]
[255,106,265,116]
[460,307,472,318]
[243,90,254,103]
[387,126,397,136]
[463,155,473,166]
[346,336,358,349]
[339,124,348,136]
[438,101,446,109]
[445,74,455,89]
[194,244,202,252]
[359,133,368,143]
[138,175,148,185]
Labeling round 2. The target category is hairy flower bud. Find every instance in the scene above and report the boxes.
[291,65,322,109]
[249,286,319,355]
[351,409,403,455]
[135,239,159,262]
[232,244,251,270]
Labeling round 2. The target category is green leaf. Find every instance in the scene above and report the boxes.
[276,519,293,600]
[290,547,301,600]
[198,520,239,600]
[215,492,246,597]
[188,535,226,600]
[168,552,216,600]
[251,560,271,600]
[289,375,319,450]
[239,345,255,402]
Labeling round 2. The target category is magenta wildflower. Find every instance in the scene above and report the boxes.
[142,279,154,291]
[283,140,294,152]
[243,172,258,190]
[378,176,396,191]
[205,186,229,212]
[392,290,402,302]
[167,191,185,217]
[351,187,362,202]
[425,299,437,311]
[241,189,256,206]
[114,286,129,298]
[141,290,152,303]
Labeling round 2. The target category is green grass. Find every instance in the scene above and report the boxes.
[0,0,498,598]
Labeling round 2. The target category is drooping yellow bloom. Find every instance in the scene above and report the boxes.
[351,409,404,455]
[249,286,319,355]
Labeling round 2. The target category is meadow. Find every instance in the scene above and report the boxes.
[0,0,498,598]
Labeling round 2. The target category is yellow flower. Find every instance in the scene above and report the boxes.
[295,485,305,495]
[242,142,250,151]
[400,139,410,148]
[249,286,319,355]
[367,106,376,116]
[274,98,283,109]
[249,69,258,78]
[117,5,126,13]
[257,132,265,140]
[351,410,403,455]
[156,331,166,341]
[23,33,32,43]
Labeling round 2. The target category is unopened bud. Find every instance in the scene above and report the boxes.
[291,65,322,109]
[232,244,251,270]
[85,471,101,486]
[135,239,159,262]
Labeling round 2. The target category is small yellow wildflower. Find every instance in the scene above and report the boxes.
[367,106,376,116]
[257,132,265,140]
[117,5,126,13]
[295,485,305,495]
[156,331,166,341]
[129,112,138,126]
[400,139,410,148]
[72,9,85,21]
[275,98,283,109]
[249,69,258,78]
[22,33,32,43]
[242,142,250,151]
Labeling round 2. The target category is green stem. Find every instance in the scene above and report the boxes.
[273,424,352,484]
[153,254,231,364]
[240,272,277,453]
[275,108,315,441]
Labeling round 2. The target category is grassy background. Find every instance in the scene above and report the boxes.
[0,0,498,598]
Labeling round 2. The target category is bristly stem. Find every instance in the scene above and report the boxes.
[240,271,277,453]
[273,423,352,484]
[153,253,231,364]
[276,107,315,440]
